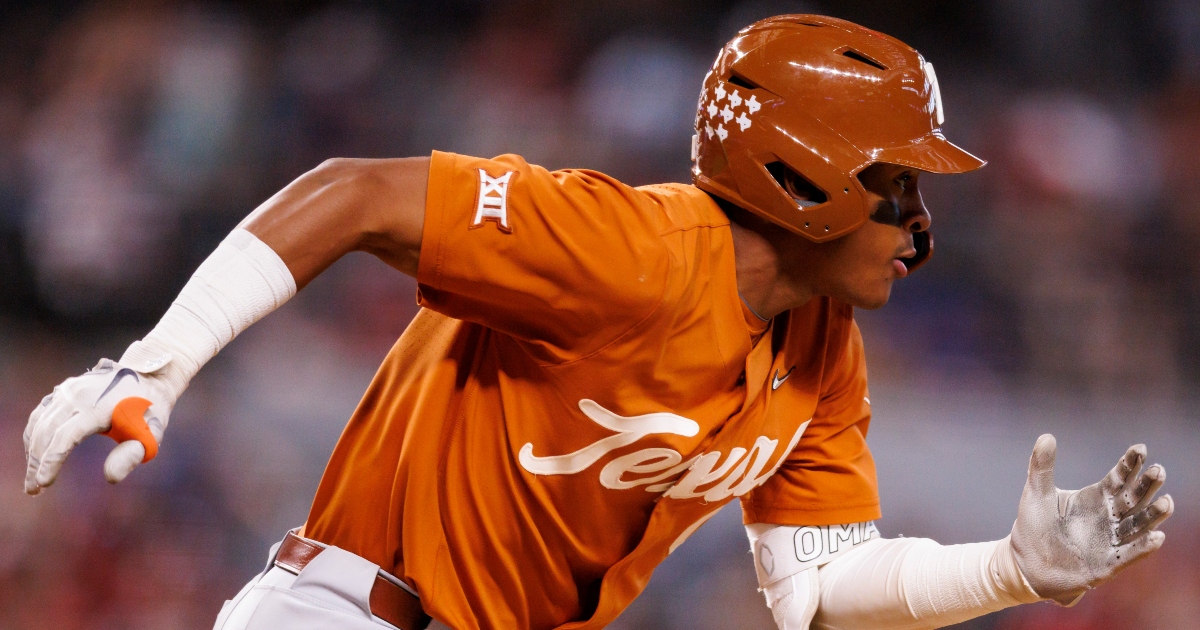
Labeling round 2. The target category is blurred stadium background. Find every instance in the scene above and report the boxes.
[1,0,1198,628]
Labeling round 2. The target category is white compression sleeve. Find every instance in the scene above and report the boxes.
[812,536,1041,630]
[119,228,297,392]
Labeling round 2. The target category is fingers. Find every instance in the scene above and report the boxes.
[1116,495,1174,545]
[1102,444,1146,498]
[1114,464,1166,520]
[24,452,42,495]
[1026,434,1058,495]
[104,441,146,484]
[24,400,45,456]
[1114,528,1167,570]
[24,396,76,495]
[35,411,104,488]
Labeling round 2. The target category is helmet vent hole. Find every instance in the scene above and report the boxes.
[727,73,760,90]
[842,49,888,71]
[766,161,828,208]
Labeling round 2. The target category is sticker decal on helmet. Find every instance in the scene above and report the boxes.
[697,83,759,145]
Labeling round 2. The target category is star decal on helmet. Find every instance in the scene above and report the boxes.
[736,112,752,132]
[697,82,762,143]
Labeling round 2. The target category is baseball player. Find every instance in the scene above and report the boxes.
[24,15,1172,630]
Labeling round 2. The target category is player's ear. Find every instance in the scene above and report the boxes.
[766,161,827,207]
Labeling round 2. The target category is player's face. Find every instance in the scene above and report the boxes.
[814,163,930,310]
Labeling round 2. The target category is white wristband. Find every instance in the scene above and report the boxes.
[749,521,880,588]
[120,228,296,396]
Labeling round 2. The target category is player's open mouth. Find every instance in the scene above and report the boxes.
[892,248,916,278]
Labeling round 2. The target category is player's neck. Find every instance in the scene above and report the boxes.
[724,203,817,320]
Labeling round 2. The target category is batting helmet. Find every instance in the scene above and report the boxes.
[692,15,984,267]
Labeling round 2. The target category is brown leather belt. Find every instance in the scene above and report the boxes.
[274,531,431,630]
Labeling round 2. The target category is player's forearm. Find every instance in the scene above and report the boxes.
[120,228,296,394]
[241,156,429,287]
[812,536,1039,630]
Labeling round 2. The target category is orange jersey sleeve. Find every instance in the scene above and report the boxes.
[740,314,880,526]
[417,151,671,362]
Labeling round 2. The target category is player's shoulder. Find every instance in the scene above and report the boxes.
[533,163,728,237]
[438,151,726,238]
[633,182,727,234]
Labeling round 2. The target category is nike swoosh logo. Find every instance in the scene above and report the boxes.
[96,368,139,405]
[772,367,795,390]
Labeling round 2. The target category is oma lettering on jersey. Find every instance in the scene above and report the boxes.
[519,399,809,503]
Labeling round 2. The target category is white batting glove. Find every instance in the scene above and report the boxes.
[23,230,296,496]
[1010,434,1173,606]
[24,354,178,494]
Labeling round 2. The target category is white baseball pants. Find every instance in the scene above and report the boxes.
[213,533,401,630]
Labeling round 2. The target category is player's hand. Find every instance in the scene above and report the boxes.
[1009,434,1173,606]
[24,358,176,495]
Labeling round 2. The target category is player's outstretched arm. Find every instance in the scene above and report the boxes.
[24,158,430,495]
[748,435,1173,630]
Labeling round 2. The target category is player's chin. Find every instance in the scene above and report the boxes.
[843,282,893,310]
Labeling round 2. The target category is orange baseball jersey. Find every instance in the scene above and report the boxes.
[304,151,879,629]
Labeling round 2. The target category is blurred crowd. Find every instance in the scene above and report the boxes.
[1,0,1198,628]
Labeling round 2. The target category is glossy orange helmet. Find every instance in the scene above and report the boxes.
[692,15,985,269]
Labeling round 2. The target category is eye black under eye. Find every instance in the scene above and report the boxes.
[869,200,902,227]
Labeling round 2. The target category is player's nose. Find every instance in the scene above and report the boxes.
[901,195,931,233]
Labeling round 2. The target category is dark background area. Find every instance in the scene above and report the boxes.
[1,1,1198,628]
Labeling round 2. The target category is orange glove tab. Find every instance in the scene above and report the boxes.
[101,397,158,463]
